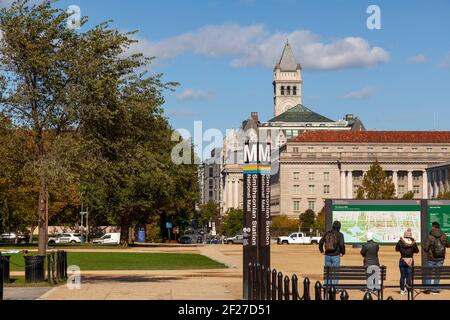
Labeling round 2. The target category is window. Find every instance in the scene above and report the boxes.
[281,86,285,95]
[293,172,300,181]
[308,185,315,193]
[337,147,344,150]
[293,86,297,95]
[427,147,433,152]
[209,191,213,198]
[286,130,293,138]
[307,147,314,151]
[352,147,359,150]
[413,185,420,194]
[442,148,448,151]
[308,172,315,181]
[324,172,330,181]
[398,175,405,181]
[382,147,388,150]
[293,147,299,153]
[292,130,299,137]
[308,200,315,211]
[209,167,213,177]
[293,201,300,212]
[209,180,213,188]
[398,185,405,194]
[413,175,420,181]
[323,147,329,151]
[293,185,300,194]
[412,147,418,151]
[324,185,330,194]
[287,86,291,95]
[368,147,374,150]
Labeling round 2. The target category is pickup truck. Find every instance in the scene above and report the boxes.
[277,232,321,245]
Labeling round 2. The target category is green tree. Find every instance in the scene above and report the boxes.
[196,201,219,226]
[222,208,243,236]
[356,160,395,200]
[313,207,326,233]
[299,209,315,232]
[270,215,299,237]
[402,191,415,199]
[437,191,450,199]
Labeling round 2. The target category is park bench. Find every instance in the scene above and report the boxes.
[407,266,450,300]
[323,266,386,300]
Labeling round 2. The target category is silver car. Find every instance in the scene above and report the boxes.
[225,235,244,244]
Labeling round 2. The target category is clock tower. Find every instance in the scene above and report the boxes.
[273,40,302,117]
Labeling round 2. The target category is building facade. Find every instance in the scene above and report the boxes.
[272,131,450,218]
[427,161,450,198]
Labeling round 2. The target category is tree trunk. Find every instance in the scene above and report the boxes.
[37,179,48,256]
[120,223,129,247]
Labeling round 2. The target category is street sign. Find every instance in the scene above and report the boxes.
[79,211,87,215]
[166,222,173,229]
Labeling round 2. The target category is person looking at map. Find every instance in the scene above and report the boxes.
[395,228,419,295]
[360,232,380,268]
[319,220,346,285]
[423,221,450,295]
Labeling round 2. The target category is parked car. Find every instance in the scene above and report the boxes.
[0,232,30,244]
[48,233,82,244]
[178,235,193,244]
[225,235,244,244]
[92,233,120,245]
[277,232,321,245]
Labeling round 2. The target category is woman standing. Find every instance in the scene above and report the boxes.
[395,228,419,295]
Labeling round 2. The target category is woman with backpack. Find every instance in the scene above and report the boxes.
[424,221,450,294]
[395,228,419,295]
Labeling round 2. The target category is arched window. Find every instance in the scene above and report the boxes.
[281,86,285,95]
[293,86,297,96]
[287,86,291,95]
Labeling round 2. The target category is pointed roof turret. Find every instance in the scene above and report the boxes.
[278,40,300,71]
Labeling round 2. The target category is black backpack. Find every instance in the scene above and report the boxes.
[432,236,445,259]
[324,231,339,252]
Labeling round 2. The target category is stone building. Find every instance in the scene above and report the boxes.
[272,131,450,218]
[427,161,450,198]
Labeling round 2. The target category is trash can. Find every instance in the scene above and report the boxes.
[137,228,146,242]
[1,256,10,284]
[24,256,45,283]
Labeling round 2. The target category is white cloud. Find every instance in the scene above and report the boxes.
[408,54,428,64]
[127,23,390,71]
[441,53,450,68]
[176,88,214,101]
[342,86,376,99]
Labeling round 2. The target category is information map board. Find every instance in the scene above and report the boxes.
[427,200,450,238]
[329,200,422,244]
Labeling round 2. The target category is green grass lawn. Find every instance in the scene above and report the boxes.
[8,252,226,271]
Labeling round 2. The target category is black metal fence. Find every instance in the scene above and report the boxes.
[247,262,390,301]
[46,250,68,285]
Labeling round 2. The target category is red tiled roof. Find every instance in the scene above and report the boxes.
[290,131,450,143]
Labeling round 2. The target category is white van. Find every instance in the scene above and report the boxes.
[92,233,120,245]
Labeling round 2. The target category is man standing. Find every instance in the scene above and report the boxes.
[319,221,346,285]
[424,221,450,294]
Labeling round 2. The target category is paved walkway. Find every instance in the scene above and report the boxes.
[3,287,53,300]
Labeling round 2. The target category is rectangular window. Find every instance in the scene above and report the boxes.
[413,185,420,194]
[287,86,291,95]
[308,200,315,211]
[398,185,405,194]
[293,185,300,194]
[427,147,433,152]
[324,172,330,181]
[292,130,299,137]
[281,86,285,95]
[307,147,314,151]
[413,175,420,181]
[209,191,213,198]
[293,201,300,212]
[324,185,330,194]
[293,86,297,96]
[308,185,315,193]
[293,172,300,181]
[308,172,315,181]
[208,167,213,177]
[293,147,299,153]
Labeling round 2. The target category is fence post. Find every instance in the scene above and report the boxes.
[64,251,68,279]
[277,272,283,300]
[291,274,299,300]
[314,281,322,300]
[47,254,53,286]
[0,253,3,301]
[260,265,266,300]
[253,263,259,300]
[302,277,311,300]
[56,251,61,282]
[284,275,290,300]
[266,268,271,300]
[328,286,337,300]
[340,289,349,300]
[51,252,56,284]
[271,269,277,300]
[363,291,373,300]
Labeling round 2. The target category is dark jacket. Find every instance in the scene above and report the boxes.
[319,222,346,256]
[360,240,380,267]
[424,227,450,261]
[395,237,419,258]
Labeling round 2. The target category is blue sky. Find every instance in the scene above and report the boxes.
[43,1,450,133]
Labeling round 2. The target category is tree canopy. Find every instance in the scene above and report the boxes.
[356,160,396,200]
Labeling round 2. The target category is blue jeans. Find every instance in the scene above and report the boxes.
[399,259,412,291]
[325,255,341,285]
[425,260,444,287]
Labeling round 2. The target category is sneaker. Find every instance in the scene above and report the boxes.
[400,290,407,295]
[431,290,439,295]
